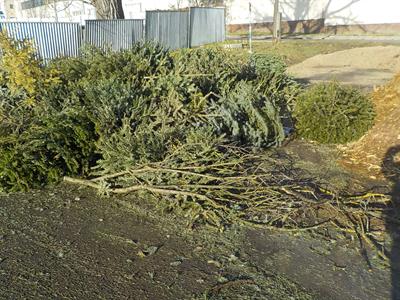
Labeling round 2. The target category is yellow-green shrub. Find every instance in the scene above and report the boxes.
[0,31,60,106]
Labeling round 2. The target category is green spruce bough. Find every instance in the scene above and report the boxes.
[0,40,296,193]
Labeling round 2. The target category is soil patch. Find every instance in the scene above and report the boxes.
[1,141,397,299]
[0,184,315,300]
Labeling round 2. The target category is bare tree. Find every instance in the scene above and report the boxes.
[89,0,124,19]
[171,0,229,9]
[273,0,281,42]
[29,0,75,22]
[34,0,124,21]
[172,0,184,9]
[188,0,225,7]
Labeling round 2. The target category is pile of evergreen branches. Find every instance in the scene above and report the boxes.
[0,36,392,260]
[0,36,297,193]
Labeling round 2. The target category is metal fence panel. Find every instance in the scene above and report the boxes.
[145,11,189,50]
[0,8,225,60]
[85,19,144,51]
[190,7,225,47]
[0,21,82,60]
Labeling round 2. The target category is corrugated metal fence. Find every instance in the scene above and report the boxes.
[190,7,225,48]
[0,22,82,60]
[0,19,144,60]
[146,8,225,50]
[0,8,225,59]
[145,11,189,50]
[85,19,144,51]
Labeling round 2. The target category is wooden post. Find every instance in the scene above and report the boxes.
[249,1,252,53]
[273,0,280,43]
[276,12,282,42]
[188,6,191,48]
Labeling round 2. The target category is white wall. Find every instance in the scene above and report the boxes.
[324,0,400,25]
[14,0,400,26]
[227,0,400,25]
[123,0,189,19]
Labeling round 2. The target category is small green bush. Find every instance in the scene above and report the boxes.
[251,53,287,76]
[293,81,375,144]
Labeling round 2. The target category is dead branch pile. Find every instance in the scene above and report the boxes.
[65,146,392,261]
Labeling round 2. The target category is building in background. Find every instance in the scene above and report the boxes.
[2,0,399,29]
[1,0,222,23]
[16,0,96,22]
[0,0,17,19]
[8,0,190,22]
[122,0,192,19]
[5,0,17,19]
[227,0,400,26]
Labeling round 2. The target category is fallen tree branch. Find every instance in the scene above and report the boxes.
[64,153,393,264]
[64,176,229,211]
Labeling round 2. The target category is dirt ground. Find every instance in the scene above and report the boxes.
[0,141,397,300]
[288,46,400,88]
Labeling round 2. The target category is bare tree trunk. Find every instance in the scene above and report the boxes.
[92,0,124,19]
[272,0,281,43]
[53,0,59,22]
